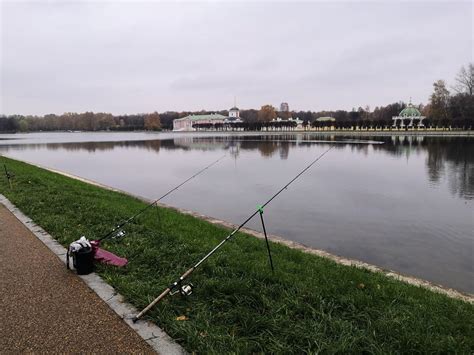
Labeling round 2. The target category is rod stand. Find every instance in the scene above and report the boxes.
[4,164,13,190]
[257,206,274,273]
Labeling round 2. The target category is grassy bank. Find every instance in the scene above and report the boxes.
[1,157,473,353]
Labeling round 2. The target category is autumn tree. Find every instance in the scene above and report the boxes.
[258,105,276,122]
[453,63,473,96]
[429,80,450,120]
[144,112,161,130]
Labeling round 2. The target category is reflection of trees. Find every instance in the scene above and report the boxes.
[2,133,472,199]
[0,140,162,153]
[370,135,473,199]
[257,141,279,158]
[279,142,290,160]
[426,142,445,183]
[425,137,474,199]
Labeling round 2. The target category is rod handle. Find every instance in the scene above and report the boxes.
[133,287,171,322]
[181,267,194,279]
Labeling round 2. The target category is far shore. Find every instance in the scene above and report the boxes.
[0,129,472,137]
[177,129,473,136]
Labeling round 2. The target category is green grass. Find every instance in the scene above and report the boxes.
[1,156,473,353]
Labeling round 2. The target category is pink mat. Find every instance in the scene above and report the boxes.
[91,240,128,267]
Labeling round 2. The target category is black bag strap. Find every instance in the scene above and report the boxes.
[66,249,70,269]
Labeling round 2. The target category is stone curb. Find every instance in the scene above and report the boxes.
[0,194,186,355]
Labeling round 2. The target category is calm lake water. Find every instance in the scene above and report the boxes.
[0,132,473,293]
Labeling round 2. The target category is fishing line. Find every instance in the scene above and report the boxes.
[98,154,227,242]
[133,145,334,322]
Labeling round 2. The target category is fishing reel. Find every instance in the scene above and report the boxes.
[112,230,126,240]
[170,282,194,297]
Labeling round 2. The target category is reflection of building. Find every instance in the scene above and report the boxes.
[392,102,425,128]
[280,102,289,112]
[173,113,227,131]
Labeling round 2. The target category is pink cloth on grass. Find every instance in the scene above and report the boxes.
[91,240,128,267]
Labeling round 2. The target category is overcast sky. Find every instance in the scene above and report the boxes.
[1,1,472,115]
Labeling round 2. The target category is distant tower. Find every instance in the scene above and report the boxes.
[280,102,289,112]
[229,96,240,119]
[229,106,240,118]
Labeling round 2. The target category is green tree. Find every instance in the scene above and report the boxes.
[18,119,29,132]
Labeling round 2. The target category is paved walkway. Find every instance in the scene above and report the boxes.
[0,205,154,353]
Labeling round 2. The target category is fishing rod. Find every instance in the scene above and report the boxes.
[97,154,227,242]
[133,145,334,322]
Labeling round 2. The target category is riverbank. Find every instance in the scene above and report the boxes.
[1,157,473,353]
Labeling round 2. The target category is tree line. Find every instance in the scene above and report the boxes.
[1,63,472,133]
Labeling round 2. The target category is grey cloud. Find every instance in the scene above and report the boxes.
[1,1,472,115]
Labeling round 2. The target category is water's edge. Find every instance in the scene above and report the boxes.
[7,155,472,303]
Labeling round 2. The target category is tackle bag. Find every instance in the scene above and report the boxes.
[67,236,94,275]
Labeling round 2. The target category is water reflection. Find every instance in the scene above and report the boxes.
[371,136,474,199]
[1,133,473,292]
[2,134,472,199]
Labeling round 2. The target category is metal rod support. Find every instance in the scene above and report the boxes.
[259,210,274,273]
[4,164,12,190]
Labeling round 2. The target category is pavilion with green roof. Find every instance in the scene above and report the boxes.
[392,101,426,128]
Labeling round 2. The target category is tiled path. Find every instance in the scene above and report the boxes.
[0,205,154,353]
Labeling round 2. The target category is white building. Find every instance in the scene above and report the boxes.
[172,106,242,131]
[173,113,227,131]
[315,117,336,123]
[272,116,303,129]
[225,106,242,124]
[228,106,240,119]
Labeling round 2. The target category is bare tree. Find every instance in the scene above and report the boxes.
[453,63,473,95]
[430,80,450,120]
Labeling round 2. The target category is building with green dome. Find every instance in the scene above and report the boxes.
[392,102,426,128]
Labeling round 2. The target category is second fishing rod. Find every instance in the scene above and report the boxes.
[97,154,227,242]
[133,145,334,322]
